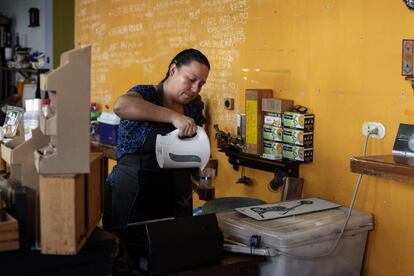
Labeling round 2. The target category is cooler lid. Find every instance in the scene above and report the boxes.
[97,112,120,125]
[217,206,373,249]
[235,197,340,220]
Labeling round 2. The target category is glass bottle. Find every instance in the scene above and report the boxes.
[4,32,12,61]
[13,32,21,53]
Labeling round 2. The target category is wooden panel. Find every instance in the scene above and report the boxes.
[39,174,86,255]
[87,152,103,229]
[0,229,18,242]
[37,46,91,174]
[0,146,7,172]
[0,240,19,252]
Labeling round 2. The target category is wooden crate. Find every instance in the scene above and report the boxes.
[39,152,104,255]
[0,213,19,252]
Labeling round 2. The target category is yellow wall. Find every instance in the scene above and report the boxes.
[75,1,414,275]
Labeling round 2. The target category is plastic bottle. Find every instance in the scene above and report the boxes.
[41,91,55,119]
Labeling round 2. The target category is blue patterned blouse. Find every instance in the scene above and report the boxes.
[115,84,206,160]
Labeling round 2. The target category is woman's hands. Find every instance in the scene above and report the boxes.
[114,92,198,137]
[170,112,197,137]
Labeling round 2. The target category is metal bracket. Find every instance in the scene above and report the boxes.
[219,145,299,177]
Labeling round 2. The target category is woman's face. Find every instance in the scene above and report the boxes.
[168,60,209,104]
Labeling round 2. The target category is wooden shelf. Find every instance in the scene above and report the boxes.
[350,154,414,184]
[405,76,414,89]
[1,67,49,73]
[1,67,49,79]
[219,145,299,177]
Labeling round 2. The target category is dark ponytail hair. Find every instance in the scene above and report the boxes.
[161,48,210,83]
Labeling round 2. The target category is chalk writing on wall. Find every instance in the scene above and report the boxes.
[75,0,248,126]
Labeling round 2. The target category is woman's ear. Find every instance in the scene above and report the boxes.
[169,63,177,77]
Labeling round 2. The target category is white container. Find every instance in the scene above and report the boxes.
[217,207,373,276]
[24,99,42,141]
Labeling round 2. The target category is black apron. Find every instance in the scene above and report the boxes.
[106,85,193,229]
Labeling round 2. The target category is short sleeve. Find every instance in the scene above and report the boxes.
[128,84,158,104]
[116,85,157,160]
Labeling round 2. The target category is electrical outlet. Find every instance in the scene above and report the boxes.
[361,122,386,139]
[224,98,234,110]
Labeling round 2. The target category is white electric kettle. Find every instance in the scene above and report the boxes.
[155,126,210,169]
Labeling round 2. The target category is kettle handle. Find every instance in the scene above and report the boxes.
[178,132,198,140]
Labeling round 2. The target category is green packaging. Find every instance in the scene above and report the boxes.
[263,125,283,142]
[282,129,313,147]
[282,144,313,162]
[263,140,283,160]
[282,112,314,131]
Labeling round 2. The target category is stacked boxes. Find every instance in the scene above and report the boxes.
[282,112,314,162]
[262,113,284,160]
[260,99,314,162]
[261,98,292,160]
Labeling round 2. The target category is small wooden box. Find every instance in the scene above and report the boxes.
[262,98,293,113]
[0,213,19,252]
[245,89,273,155]
[39,152,104,255]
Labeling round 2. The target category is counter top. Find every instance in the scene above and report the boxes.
[90,136,116,160]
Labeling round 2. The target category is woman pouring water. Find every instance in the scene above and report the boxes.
[104,48,210,229]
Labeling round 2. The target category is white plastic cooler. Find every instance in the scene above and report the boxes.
[217,207,373,276]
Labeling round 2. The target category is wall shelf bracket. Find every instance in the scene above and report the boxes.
[218,144,299,177]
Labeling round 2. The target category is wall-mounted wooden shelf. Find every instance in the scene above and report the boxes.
[1,67,49,100]
[350,154,414,184]
[1,67,49,73]
[1,67,49,80]
[219,145,299,177]
[405,76,414,90]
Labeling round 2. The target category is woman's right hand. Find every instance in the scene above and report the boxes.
[170,113,197,137]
